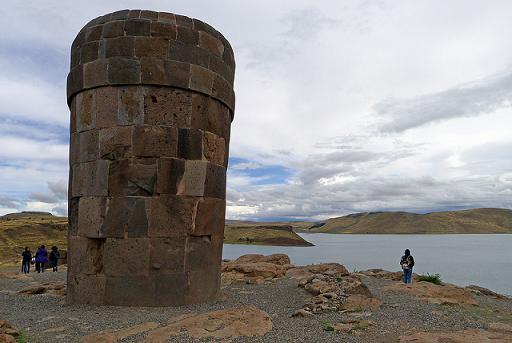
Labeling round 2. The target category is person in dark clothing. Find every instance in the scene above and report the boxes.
[35,245,48,273]
[21,247,32,274]
[49,246,60,272]
[400,249,415,284]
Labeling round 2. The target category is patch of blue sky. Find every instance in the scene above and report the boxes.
[0,115,69,143]
[228,157,295,185]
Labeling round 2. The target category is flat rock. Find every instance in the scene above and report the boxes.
[222,254,292,284]
[383,281,478,306]
[81,322,160,343]
[400,328,512,342]
[18,281,66,296]
[144,305,272,342]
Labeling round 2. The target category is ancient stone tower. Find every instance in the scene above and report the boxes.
[66,10,234,306]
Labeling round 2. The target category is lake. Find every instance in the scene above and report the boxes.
[223,233,512,296]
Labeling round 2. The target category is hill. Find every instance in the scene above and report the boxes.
[305,208,512,234]
[224,223,313,246]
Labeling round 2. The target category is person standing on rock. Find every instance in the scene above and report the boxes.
[400,249,415,284]
[49,246,60,272]
[21,247,32,274]
[35,245,48,273]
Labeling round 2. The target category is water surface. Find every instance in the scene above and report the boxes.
[223,234,512,295]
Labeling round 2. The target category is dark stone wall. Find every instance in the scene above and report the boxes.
[66,10,234,306]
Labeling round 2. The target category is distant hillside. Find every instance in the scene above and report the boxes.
[224,223,313,246]
[1,211,54,220]
[305,208,512,234]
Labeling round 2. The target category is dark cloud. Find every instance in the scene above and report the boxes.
[375,70,512,132]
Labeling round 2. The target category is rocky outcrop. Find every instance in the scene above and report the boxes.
[466,285,510,299]
[18,281,66,296]
[400,328,512,342]
[221,254,292,284]
[384,281,478,306]
[0,321,18,343]
[359,269,419,282]
[81,322,160,343]
[145,306,272,342]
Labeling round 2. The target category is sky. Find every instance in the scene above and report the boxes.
[0,0,511,221]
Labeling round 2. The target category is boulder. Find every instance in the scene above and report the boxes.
[0,334,16,343]
[339,295,382,311]
[222,254,292,284]
[384,281,478,306]
[400,328,512,343]
[18,281,66,296]
[286,263,349,280]
[81,322,160,343]
[0,320,18,343]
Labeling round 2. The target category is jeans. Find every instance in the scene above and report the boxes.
[21,262,30,274]
[35,262,45,273]
[403,268,413,284]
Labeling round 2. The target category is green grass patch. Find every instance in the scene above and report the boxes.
[418,273,442,285]
[16,333,27,343]
[320,320,335,331]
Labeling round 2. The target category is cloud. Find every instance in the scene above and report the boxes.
[375,70,512,132]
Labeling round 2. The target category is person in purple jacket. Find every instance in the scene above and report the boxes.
[35,245,48,273]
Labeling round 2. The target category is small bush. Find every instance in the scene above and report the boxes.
[17,333,27,343]
[418,273,442,285]
[320,321,335,331]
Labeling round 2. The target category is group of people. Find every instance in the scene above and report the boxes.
[21,245,60,274]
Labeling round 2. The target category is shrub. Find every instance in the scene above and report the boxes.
[320,321,335,331]
[418,273,442,285]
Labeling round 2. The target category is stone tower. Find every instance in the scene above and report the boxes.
[66,10,234,306]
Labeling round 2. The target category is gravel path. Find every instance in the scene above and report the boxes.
[1,269,511,342]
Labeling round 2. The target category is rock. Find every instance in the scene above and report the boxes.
[18,281,66,296]
[292,309,313,317]
[466,285,509,299]
[339,295,382,311]
[489,322,512,333]
[222,254,292,284]
[286,263,349,280]
[81,322,160,343]
[360,269,419,282]
[400,328,512,342]
[383,281,478,306]
[0,334,16,343]
[144,306,272,342]
[333,323,353,333]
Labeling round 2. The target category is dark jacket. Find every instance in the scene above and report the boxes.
[400,255,415,269]
[49,250,60,263]
[22,251,32,262]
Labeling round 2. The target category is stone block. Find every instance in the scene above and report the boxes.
[147,195,196,237]
[150,21,177,38]
[108,158,157,196]
[103,197,149,238]
[134,37,168,59]
[185,236,212,271]
[69,132,80,165]
[83,59,108,88]
[178,128,203,160]
[156,158,185,194]
[209,55,234,84]
[193,197,225,237]
[70,98,77,133]
[68,197,79,237]
[212,75,232,107]
[140,57,166,84]
[72,160,109,197]
[67,236,105,275]
[95,87,119,128]
[71,47,80,69]
[128,10,141,19]
[185,268,220,303]
[199,31,224,57]
[164,60,190,89]
[67,65,83,98]
[108,57,141,84]
[104,276,155,306]
[143,87,192,126]
[81,41,99,63]
[177,26,198,45]
[124,18,151,36]
[180,160,207,196]
[111,9,130,20]
[149,237,186,273]
[158,12,176,24]
[105,36,135,58]
[103,238,150,277]
[154,273,188,305]
[175,14,193,28]
[169,41,209,68]
[99,126,133,160]
[77,196,107,238]
[140,10,158,20]
[78,129,98,163]
[85,25,103,42]
[204,163,226,199]
[202,131,225,165]
[67,274,106,305]
[76,91,96,132]
[102,20,125,38]
[189,65,214,95]
[190,93,209,130]
[132,126,178,157]
[206,98,231,139]
[118,86,144,125]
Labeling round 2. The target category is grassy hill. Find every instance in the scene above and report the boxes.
[224,223,313,246]
[305,208,512,234]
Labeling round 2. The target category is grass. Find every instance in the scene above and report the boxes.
[418,273,443,285]
[16,332,27,343]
